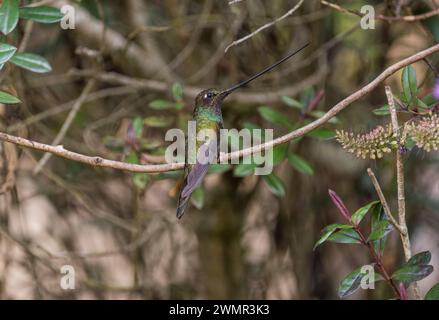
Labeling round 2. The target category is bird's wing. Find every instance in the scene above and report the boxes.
[176,139,217,219]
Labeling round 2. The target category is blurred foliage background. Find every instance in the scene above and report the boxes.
[0,0,438,299]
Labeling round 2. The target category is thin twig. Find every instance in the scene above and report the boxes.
[33,80,96,175]
[367,168,406,235]
[225,0,305,52]
[385,86,421,300]
[321,0,439,22]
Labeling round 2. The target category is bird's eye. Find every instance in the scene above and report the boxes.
[204,92,215,99]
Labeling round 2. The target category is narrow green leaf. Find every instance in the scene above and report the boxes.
[425,283,439,300]
[373,105,390,116]
[368,220,393,241]
[148,99,174,110]
[190,187,204,209]
[281,96,303,109]
[0,0,19,35]
[337,266,364,298]
[314,224,353,250]
[327,228,362,244]
[406,251,431,267]
[0,90,20,104]
[370,203,387,255]
[233,163,256,177]
[351,201,380,225]
[19,6,64,23]
[10,52,52,73]
[262,173,286,197]
[133,173,149,190]
[258,106,294,129]
[287,153,314,176]
[421,94,437,107]
[208,164,231,174]
[126,152,139,164]
[307,128,335,140]
[401,66,418,106]
[0,42,16,64]
[171,82,183,101]
[272,144,288,165]
[144,116,173,128]
[392,264,433,284]
[132,116,144,138]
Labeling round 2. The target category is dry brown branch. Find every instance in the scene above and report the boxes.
[225,0,305,52]
[385,86,421,300]
[321,0,439,22]
[0,44,438,174]
[367,168,405,235]
[68,66,326,105]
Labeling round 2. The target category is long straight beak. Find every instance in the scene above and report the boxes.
[219,42,309,99]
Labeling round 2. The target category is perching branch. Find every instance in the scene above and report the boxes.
[0,44,438,173]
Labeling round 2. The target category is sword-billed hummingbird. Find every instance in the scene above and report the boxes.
[176,43,309,218]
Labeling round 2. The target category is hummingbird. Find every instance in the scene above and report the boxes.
[176,43,309,219]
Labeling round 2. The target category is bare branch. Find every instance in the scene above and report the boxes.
[225,0,305,52]
[321,0,439,22]
[367,168,405,235]
[385,86,421,300]
[33,80,96,175]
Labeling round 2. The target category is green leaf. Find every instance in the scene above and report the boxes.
[392,252,433,287]
[281,96,303,109]
[171,82,183,101]
[132,116,144,138]
[351,200,380,225]
[190,187,204,209]
[407,251,432,267]
[0,90,20,104]
[208,164,231,174]
[262,173,286,197]
[314,224,353,250]
[10,52,52,73]
[370,203,387,255]
[0,0,19,35]
[19,6,64,23]
[392,264,433,285]
[233,163,256,177]
[287,153,314,176]
[0,42,16,64]
[307,128,335,140]
[337,266,365,298]
[337,265,384,298]
[272,144,288,165]
[148,99,174,110]
[425,283,439,300]
[133,173,149,189]
[401,66,418,106]
[368,220,393,242]
[258,106,294,129]
[327,228,362,244]
[373,105,390,116]
[126,152,139,164]
[301,87,315,106]
[144,116,173,128]
[421,94,437,107]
